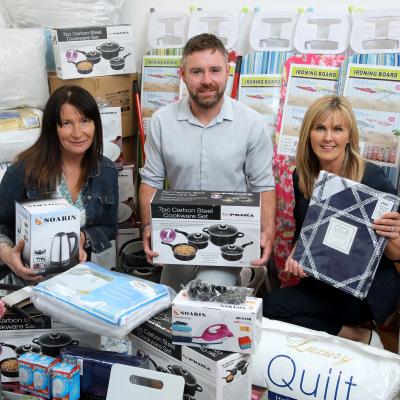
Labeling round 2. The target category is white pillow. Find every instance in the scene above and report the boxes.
[4,0,124,28]
[253,318,400,400]
[0,29,49,110]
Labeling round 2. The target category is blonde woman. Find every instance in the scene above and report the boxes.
[263,95,400,347]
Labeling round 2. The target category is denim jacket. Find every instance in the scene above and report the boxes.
[0,156,118,259]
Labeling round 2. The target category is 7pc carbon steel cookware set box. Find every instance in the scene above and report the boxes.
[15,199,80,276]
[171,290,262,354]
[51,25,135,79]
[130,309,251,400]
[150,190,261,267]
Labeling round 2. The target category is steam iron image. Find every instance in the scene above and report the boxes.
[191,324,234,345]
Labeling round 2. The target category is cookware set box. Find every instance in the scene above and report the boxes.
[151,190,261,267]
[51,25,135,79]
[15,198,80,276]
[171,290,262,354]
[130,309,251,400]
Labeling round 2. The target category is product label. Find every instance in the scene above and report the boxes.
[323,218,357,255]
[57,27,108,42]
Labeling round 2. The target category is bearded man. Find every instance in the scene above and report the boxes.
[139,33,276,291]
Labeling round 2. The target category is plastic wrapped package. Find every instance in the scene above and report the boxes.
[0,29,49,110]
[3,0,124,28]
[0,128,40,163]
[0,0,8,28]
[293,170,400,299]
[31,262,172,339]
[253,318,400,400]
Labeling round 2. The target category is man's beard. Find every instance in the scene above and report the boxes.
[188,84,225,108]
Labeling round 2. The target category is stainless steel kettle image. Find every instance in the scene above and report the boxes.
[50,232,79,268]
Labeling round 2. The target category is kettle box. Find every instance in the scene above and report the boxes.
[150,190,261,267]
[172,290,262,354]
[15,199,80,275]
[51,25,136,80]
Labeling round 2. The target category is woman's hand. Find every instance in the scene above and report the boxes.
[142,225,159,264]
[372,211,400,239]
[285,246,307,278]
[1,240,43,282]
[79,232,88,263]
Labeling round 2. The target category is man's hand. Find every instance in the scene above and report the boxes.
[1,240,43,282]
[142,225,159,264]
[79,232,88,263]
[251,226,274,266]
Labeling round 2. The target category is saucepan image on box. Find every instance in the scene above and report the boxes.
[151,190,261,266]
[52,25,135,80]
[15,199,80,276]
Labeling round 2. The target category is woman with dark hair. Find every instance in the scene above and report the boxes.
[263,95,400,347]
[0,85,118,283]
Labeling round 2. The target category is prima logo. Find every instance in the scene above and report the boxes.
[222,212,254,218]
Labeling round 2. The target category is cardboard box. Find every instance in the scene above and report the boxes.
[172,290,262,354]
[0,310,100,385]
[151,190,261,266]
[51,25,135,79]
[51,361,80,400]
[15,199,80,275]
[18,353,58,399]
[48,72,137,138]
[130,309,251,400]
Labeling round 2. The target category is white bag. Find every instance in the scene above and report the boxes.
[253,318,400,400]
[0,128,40,163]
[0,29,49,110]
[4,0,124,28]
[0,0,8,28]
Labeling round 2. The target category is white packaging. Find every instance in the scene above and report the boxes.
[130,309,251,400]
[31,262,172,339]
[151,190,261,267]
[253,318,400,400]
[15,198,80,275]
[100,106,122,142]
[52,25,135,80]
[0,29,49,110]
[3,0,123,29]
[172,290,262,354]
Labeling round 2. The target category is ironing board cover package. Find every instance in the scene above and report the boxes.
[31,262,171,338]
[172,290,262,354]
[130,309,251,400]
[15,198,80,275]
[293,170,400,299]
[151,190,260,266]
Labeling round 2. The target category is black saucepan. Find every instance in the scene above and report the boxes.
[162,241,197,261]
[33,333,79,357]
[68,60,93,74]
[0,342,40,356]
[220,241,253,261]
[76,49,101,64]
[203,224,244,247]
[96,42,124,60]
[175,229,209,249]
[167,365,203,397]
[109,53,131,70]
[0,357,18,378]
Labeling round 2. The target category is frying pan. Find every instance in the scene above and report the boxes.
[161,241,197,261]
[76,49,101,64]
[0,357,18,378]
[0,342,40,356]
[109,53,131,70]
[68,60,93,74]
[175,229,209,249]
[220,241,253,261]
